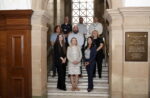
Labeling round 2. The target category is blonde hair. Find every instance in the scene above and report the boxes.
[92,30,99,37]
[71,37,78,46]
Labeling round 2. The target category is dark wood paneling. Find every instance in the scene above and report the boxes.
[0,31,7,98]
[0,10,32,98]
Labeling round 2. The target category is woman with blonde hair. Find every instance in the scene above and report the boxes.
[92,30,104,78]
[67,37,82,91]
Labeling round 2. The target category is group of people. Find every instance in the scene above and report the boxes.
[50,16,105,92]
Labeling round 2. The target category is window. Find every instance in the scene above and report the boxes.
[125,0,150,7]
[72,0,94,26]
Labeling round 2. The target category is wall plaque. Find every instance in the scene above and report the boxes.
[125,32,148,61]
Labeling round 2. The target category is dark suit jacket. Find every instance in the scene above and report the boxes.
[84,46,97,65]
[54,43,66,66]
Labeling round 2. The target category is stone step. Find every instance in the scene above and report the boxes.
[82,73,108,76]
[50,72,108,77]
[48,92,109,97]
[47,82,109,87]
[48,78,108,83]
[76,67,108,71]
[49,76,108,79]
[48,62,109,97]
[47,88,109,95]
[66,70,108,74]
[50,70,108,75]
[53,71,108,74]
[47,84,109,89]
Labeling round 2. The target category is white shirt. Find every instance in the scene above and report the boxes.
[84,48,91,59]
[68,32,84,47]
[77,23,87,35]
[88,22,103,35]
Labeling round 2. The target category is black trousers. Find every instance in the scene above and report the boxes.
[52,49,57,75]
[86,62,95,89]
[57,63,66,90]
[93,52,104,78]
[80,35,86,75]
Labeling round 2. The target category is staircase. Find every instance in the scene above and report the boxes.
[47,62,109,98]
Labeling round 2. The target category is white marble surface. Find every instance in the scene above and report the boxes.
[0,0,31,9]
[125,0,150,7]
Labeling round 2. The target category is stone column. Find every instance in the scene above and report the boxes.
[110,0,124,9]
[64,0,72,23]
[47,0,54,32]
[106,9,124,98]
[94,0,104,18]
[32,0,49,10]
[106,7,150,98]
[57,0,65,24]
[31,10,50,98]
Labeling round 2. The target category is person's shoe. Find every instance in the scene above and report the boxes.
[62,88,67,91]
[57,87,67,91]
[99,76,102,78]
[79,74,83,78]
[87,88,93,92]
[68,75,70,78]
[52,74,56,77]
[93,75,96,78]
[71,87,75,91]
[75,87,80,91]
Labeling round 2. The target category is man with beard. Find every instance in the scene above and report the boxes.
[68,25,84,48]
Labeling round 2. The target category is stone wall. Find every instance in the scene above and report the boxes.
[106,7,150,98]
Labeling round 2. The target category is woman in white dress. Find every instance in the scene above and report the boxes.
[67,37,82,91]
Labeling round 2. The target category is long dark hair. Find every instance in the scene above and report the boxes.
[85,36,94,50]
[54,34,66,54]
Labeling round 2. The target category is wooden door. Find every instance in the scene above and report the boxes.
[0,10,32,98]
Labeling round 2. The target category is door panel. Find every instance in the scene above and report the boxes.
[0,31,7,98]
[0,10,32,98]
[7,31,31,98]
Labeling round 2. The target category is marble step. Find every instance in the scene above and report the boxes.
[47,88,109,95]
[47,82,109,87]
[50,70,108,75]
[66,70,108,74]
[50,72,108,77]
[48,78,108,83]
[75,67,108,71]
[48,76,108,80]
[48,75,108,79]
[48,95,109,98]
[49,76,108,79]
[50,71,108,76]
[47,84,109,89]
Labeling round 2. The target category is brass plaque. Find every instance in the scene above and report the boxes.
[125,32,148,61]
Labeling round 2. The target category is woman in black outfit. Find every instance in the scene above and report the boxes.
[84,37,97,92]
[92,30,104,78]
[54,34,67,91]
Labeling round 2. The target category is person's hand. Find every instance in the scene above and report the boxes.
[84,62,89,66]
[60,57,65,64]
[62,58,66,63]
[72,61,79,65]
[60,57,63,61]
